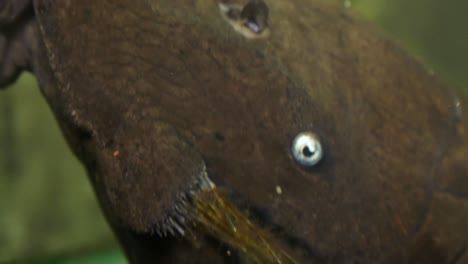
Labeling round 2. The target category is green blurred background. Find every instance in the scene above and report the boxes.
[0,0,467,263]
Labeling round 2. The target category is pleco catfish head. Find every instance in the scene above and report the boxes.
[4,0,466,263]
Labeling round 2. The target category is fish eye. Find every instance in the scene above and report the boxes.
[291,132,323,167]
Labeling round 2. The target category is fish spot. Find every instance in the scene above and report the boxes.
[275,185,282,195]
[218,0,270,39]
[214,131,225,142]
[454,96,463,121]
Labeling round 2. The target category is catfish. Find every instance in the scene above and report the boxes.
[1,0,467,263]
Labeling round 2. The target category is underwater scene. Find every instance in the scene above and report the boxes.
[1,0,467,263]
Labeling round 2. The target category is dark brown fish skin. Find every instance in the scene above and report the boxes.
[409,96,468,264]
[1,0,467,263]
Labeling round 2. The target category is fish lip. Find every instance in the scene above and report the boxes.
[240,203,326,262]
[202,178,325,263]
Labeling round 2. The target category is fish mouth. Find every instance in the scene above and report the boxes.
[158,166,301,263]
[190,184,299,264]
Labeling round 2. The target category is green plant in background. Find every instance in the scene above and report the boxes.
[353,0,468,91]
[31,248,126,264]
[0,75,116,263]
[0,0,466,263]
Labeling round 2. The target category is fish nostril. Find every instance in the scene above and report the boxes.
[218,0,270,38]
[240,0,269,33]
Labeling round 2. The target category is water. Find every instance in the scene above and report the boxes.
[0,0,466,262]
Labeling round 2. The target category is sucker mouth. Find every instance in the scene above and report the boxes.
[157,167,299,263]
[192,186,298,264]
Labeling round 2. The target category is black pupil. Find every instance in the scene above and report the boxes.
[302,145,315,157]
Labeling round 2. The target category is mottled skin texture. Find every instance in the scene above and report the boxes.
[1,0,467,263]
